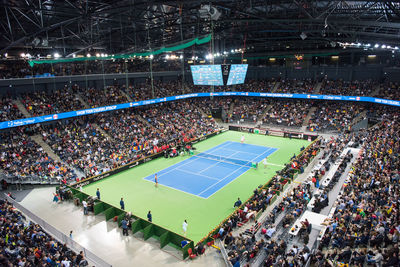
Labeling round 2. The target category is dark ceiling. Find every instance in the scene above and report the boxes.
[1,0,400,58]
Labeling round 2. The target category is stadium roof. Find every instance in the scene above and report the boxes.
[1,0,400,58]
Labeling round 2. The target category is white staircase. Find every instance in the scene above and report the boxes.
[14,99,31,118]
[271,81,280,92]
[31,134,86,178]
[313,82,323,93]
[302,107,317,127]
[76,93,90,108]
[121,89,134,102]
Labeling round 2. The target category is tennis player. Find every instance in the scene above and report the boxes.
[241,135,245,144]
[263,157,268,169]
[182,219,188,237]
[154,173,158,187]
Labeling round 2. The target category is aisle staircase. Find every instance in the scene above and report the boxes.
[302,107,317,127]
[137,114,154,128]
[120,89,133,102]
[256,103,274,124]
[76,93,90,108]
[313,81,323,93]
[271,81,280,92]
[370,84,381,97]
[14,99,31,118]
[349,110,367,130]
[31,134,85,178]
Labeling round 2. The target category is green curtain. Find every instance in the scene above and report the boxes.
[28,34,211,67]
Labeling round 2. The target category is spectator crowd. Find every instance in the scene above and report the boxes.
[0,198,89,266]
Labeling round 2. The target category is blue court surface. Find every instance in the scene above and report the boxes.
[144,141,278,198]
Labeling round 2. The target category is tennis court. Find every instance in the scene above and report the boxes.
[144,141,278,198]
[82,131,310,242]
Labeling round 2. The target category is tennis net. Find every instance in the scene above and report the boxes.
[192,151,256,168]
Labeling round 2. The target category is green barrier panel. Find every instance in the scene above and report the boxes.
[159,231,170,249]
[270,195,277,205]
[71,188,80,195]
[182,241,195,260]
[143,224,154,240]
[131,220,142,234]
[77,192,89,202]
[104,207,115,221]
[93,202,105,215]
[131,218,152,234]
[102,203,113,211]
[153,225,168,237]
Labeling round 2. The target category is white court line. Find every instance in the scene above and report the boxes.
[150,156,201,179]
[201,147,282,199]
[142,178,207,199]
[217,147,260,156]
[141,141,238,192]
[196,164,248,197]
[175,167,221,181]
[199,150,259,197]
[266,163,285,167]
[196,160,222,175]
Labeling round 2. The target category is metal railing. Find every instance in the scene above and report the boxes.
[5,194,112,267]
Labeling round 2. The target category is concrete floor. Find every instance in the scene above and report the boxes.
[18,187,226,267]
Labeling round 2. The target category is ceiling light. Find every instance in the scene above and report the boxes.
[87,53,91,57]
[381,45,386,49]
[20,53,25,58]
[374,44,379,48]
[54,52,60,58]
[149,54,154,59]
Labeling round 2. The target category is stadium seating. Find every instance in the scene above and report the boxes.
[0,199,88,266]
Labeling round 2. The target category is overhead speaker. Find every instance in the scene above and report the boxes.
[199,5,221,21]
[300,32,307,40]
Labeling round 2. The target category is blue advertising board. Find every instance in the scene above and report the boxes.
[0,92,398,130]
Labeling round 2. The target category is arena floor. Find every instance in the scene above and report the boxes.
[82,131,310,243]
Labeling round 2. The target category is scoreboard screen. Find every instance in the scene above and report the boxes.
[190,65,224,86]
[226,64,248,85]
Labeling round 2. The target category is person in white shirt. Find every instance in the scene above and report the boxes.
[82,200,88,215]
[182,220,188,237]
[263,157,268,169]
[61,258,71,267]
[241,135,245,144]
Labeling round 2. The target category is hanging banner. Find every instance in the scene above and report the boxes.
[28,35,211,67]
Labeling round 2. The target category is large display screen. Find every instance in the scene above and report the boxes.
[227,64,248,85]
[190,65,223,86]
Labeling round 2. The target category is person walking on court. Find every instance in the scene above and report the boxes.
[234,197,242,208]
[154,173,158,187]
[241,135,245,144]
[182,220,188,237]
[147,211,152,222]
[96,188,100,200]
[69,231,73,240]
[263,157,268,169]
[120,197,125,210]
